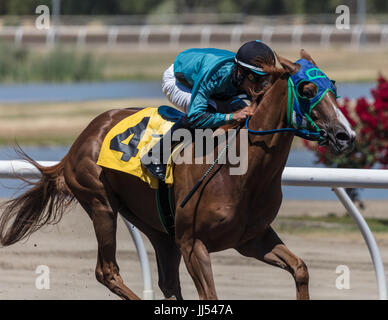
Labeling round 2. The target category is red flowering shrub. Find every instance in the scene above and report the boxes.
[304,74,388,170]
[304,74,388,207]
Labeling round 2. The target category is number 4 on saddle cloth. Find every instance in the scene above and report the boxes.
[97,106,187,235]
[97,106,187,188]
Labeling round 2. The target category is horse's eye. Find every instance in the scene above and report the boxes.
[298,82,317,99]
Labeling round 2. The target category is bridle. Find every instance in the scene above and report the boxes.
[244,59,339,142]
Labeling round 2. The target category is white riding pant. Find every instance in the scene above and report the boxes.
[161,64,217,114]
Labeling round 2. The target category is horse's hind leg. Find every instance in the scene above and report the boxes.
[236,226,309,300]
[91,199,140,300]
[65,165,140,300]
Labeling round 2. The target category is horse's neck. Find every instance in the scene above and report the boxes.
[250,76,288,134]
[243,77,294,192]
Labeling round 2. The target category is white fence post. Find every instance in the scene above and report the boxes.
[381,25,388,46]
[292,25,304,47]
[333,187,387,300]
[262,26,274,45]
[200,25,212,47]
[231,25,242,46]
[321,25,333,48]
[139,26,150,48]
[351,25,363,49]
[170,25,182,48]
[14,27,23,46]
[120,215,155,300]
[108,27,119,47]
[77,28,87,48]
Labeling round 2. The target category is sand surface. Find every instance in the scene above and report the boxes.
[0,199,388,300]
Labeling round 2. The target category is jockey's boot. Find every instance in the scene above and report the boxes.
[141,117,190,181]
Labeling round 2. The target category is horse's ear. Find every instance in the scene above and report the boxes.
[275,52,298,74]
[300,49,317,66]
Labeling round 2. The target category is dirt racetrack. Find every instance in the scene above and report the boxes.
[1,199,388,300]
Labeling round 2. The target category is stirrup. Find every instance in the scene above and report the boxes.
[144,162,166,181]
[141,144,166,180]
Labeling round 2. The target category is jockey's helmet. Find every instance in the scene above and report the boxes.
[235,40,276,83]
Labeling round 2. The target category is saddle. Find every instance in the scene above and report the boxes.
[97,106,183,236]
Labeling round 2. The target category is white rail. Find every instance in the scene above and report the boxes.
[282,167,388,188]
[0,24,387,47]
[0,160,387,300]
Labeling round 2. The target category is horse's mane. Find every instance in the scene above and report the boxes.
[217,57,285,131]
[248,55,285,105]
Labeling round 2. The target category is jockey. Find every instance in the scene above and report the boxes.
[142,40,276,180]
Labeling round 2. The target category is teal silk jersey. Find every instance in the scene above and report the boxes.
[173,48,241,128]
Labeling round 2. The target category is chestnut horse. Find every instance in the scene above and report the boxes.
[0,50,355,300]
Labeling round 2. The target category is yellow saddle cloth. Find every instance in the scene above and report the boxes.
[97,107,175,189]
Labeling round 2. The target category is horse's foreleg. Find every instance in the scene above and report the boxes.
[152,234,183,300]
[180,239,218,300]
[236,226,309,300]
[119,207,183,300]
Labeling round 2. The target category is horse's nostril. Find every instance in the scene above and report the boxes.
[336,132,350,141]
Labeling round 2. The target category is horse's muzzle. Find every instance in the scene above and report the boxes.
[322,128,355,155]
[329,130,355,154]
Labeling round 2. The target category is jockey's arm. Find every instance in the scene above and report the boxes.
[186,71,236,129]
[187,82,253,128]
[187,93,229,129]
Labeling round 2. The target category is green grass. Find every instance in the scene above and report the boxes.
[0,43,104,83]
[273,214,388,234]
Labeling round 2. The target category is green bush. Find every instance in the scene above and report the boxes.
[0,44,29,82]
[0,43,104,83]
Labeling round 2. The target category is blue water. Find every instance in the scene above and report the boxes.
[0,146,386,200]
[336,82,374,100]
[0,81,164,103]
[0,81,374,103]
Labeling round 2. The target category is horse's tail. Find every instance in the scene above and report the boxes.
[0,146,75,246]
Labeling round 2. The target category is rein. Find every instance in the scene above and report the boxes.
[244,116,322,141]
[180,124,242,208]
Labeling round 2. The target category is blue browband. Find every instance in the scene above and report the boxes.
[245,58,337,141]
[289,59,338,130]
